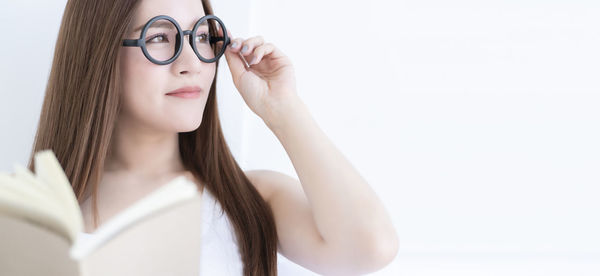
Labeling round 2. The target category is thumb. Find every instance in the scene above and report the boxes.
[223,30,248,84]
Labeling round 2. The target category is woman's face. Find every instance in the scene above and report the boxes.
[118,0,216,133]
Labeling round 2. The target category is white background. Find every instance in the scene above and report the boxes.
[1,0,599,275]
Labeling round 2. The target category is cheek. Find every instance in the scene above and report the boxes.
[120,49,163,95]
[118,49,166,118]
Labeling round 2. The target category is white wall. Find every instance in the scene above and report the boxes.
[239,0,600,275]
[2,0,600,275]
[0,1,65,169]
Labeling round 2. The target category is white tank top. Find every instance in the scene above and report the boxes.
[77,182,244,275]
[198,186,244,274]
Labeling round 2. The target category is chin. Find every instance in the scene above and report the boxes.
[174,116,204,133]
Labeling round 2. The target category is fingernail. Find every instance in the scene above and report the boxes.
[242,45,248,53]
[231,42,238,48]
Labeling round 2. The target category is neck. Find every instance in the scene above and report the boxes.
[104,116,186,178]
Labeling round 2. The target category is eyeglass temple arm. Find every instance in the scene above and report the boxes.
[210,36,230,45]
[122,39,142,47]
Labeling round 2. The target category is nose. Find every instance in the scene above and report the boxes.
[172,30,204,75]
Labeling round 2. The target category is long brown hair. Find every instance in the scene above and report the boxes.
[27,0,278,274]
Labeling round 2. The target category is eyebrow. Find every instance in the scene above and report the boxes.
[132,17,208,33]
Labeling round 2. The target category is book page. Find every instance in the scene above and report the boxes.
[34,150,84,240]
[0,215,80,276]
[70,175,199,260]
[79,196,203,276]
[0,172,72,243]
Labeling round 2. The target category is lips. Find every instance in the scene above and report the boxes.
[166,86,202,95]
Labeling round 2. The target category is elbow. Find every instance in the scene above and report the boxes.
[317,232,399,276]
[366,231,399,270]
[342,230,399,275]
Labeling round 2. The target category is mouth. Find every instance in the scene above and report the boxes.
[166,86,203,99]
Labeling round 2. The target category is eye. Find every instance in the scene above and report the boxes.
[195,33,210,44]
[146,33,169,44]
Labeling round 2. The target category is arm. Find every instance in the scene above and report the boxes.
[249,96,399,275]
[224,34,398,275]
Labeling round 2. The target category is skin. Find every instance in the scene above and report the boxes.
[79,0,399,274]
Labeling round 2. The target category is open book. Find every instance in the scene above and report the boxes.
[0,149,203,276]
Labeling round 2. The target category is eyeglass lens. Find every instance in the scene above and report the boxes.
[144,18,226,62]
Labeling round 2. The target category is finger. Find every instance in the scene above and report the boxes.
[224,34,251,82]
[248,43,275,65]
[238,36,265,57]
[221,28,241,52]
[223,29,249,65]
[225,46,246,82]
[228,37,244,52]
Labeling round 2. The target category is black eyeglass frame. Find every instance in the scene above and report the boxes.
[122,14,230,65]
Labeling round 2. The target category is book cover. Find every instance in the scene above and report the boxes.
[0,150,203,276]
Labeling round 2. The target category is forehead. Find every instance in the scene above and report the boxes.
[132,0,206,30]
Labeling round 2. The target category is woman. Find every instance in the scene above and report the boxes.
[27,0,399,274]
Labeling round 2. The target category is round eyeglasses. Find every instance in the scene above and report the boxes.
[122,15,231,65]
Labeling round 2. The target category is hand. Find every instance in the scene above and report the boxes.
[223,30,300,127]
